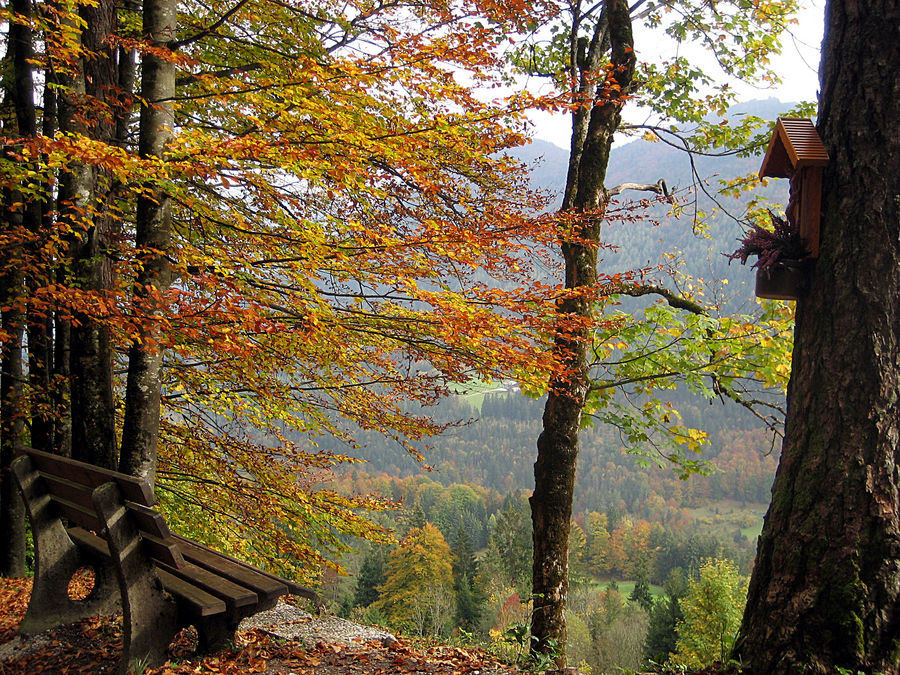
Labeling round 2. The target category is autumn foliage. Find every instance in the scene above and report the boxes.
[0,0,570,577]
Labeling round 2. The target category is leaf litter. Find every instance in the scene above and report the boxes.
[0,578,523,675]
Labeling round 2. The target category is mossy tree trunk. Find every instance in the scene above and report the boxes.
[736,0,900,669]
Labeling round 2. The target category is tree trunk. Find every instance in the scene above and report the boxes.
[0,190,27,578]
[0,0,40,577]
[58,0,119,469]
[27,297,54,453]
[42,58,68,456]
[530,0,634,665]
[0,270,27,577]
[736,0,900,670]
[120,0,176,485]
[12,0,55,454]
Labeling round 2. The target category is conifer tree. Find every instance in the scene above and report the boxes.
[354,547,387,609]
[629,577,654,613]
[452,529,485,630]
[644,592,684,666]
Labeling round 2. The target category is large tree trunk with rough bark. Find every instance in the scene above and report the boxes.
[59,0,120,469]
[530,0,634,666]
[120,0,176,486]
[736,0,900,670]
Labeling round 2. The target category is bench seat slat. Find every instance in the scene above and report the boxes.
[155,560,258,611]
[155,569,228,618]
[174,536,288,602]
[139,533,186,569]
[68,527,226,617]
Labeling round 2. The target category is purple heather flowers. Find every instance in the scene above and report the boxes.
[728,211,808,269]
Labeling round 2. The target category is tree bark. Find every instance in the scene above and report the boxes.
[736,0,900,669]
[12,0,55,454]
[42,55,69,457]
[120,0,176,485]
[530,0,634,665]
[57,0,119,469]
[0,184,28,579]
[0,0,40,577]
[0,270,27,577]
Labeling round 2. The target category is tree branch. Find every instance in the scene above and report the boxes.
[607,177,674,202]
[607,282,708,315]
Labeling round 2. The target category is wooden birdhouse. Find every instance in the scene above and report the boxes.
[759,118,829,257]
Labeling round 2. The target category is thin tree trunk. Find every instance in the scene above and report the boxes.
[0,185,28,579]
[40,2,72,458]
[119,0,176,486]
[52,312,71,457]
[0,181,27,576]
[12,0,54,454]
[27,298,54,453]
[0,270,27,577]
[0,0,41,577]
[42,55,69,457]
[530,0,634,665]
[736,0,900,669]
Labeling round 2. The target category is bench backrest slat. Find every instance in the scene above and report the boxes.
[40,479,176,548]
[51,495,105,532]
[20,446,155,506]
[39,473,95,511]
[16,446,186,569]
[123,500,173,541]
[139,533,186,569]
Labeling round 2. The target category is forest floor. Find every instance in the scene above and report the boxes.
[0,578,524,675]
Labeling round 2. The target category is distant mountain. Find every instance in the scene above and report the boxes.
[522,97,794,198]
[515,98,798,306]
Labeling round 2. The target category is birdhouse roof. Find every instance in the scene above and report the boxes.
[759,118,829,179]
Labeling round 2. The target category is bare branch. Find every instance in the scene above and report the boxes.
[607,282,709,315]
[607,177,675,202]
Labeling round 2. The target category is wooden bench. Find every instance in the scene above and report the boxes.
[12,446,321,673]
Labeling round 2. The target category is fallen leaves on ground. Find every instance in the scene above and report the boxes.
[0,578,523,675]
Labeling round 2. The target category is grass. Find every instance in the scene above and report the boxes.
[740,523,763,540]
[448,380,516,412]
[615,579,664,600]
[684,499,767,541]
[577,578,664,600]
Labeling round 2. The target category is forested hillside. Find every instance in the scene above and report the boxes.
[341,390,776,511]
